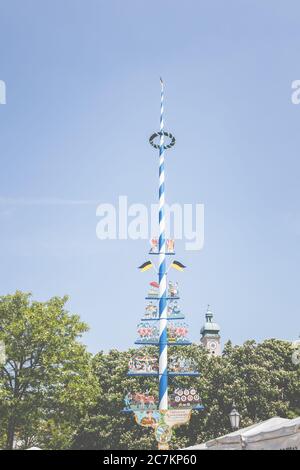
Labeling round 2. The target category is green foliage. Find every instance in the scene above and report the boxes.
[73,340,299,450]
[0,292,298,450]
[0,291,99,449]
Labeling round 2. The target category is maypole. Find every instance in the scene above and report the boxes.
[124,80,203,450]
[158,78,168,413]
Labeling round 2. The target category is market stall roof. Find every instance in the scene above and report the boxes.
[185,416,300,450]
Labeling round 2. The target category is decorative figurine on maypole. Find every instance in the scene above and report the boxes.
[124,79,203,450]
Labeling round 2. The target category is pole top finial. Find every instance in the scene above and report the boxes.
[206,305,213,322]
[149,79,176,150]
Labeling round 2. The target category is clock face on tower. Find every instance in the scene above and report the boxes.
[201,333,221,356]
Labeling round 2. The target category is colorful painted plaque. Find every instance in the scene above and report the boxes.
[144,302,158,319]
[169,356,197,373]
[149,238,158,253]
[169,388,201,409]
[148,282,159,298]
[134,410,161,428]
[164,409,191,427]
[167,322,189,343]
[167,300,182,318]
[124,391,158,411]
[149,238,175,253]
[137,322,159,343]
[168,281,179,298]
[128,354,158,374]
[155,423,173,444]
[166,239,175,253]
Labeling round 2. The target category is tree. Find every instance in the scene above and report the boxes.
[72,348,159,450]
[1,292,297,451]
[73,340,299,449]
[0,291,99,449]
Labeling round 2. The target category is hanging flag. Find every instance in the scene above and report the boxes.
[138,261,153,272]
[170,260,186,272]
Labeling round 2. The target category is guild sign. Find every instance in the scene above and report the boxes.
[144,302,158,319]
[167,322,189,343]
[164,409,192,427]
[128,354,158,374]
[168,281,179,298]
[169,356,197,373]
[149,238,158,253]
[169,388,201,409]
[134,410,161,428]
[166,239,175,253]
[167,301,182,318]
[124,391,158,411]
[137,322,159,343]
[148,281,159,298]
[149,238,175,253]
[133,409,191,446]
[155,423,173,444]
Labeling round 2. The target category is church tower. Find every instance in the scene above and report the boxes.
[200,305,221,356]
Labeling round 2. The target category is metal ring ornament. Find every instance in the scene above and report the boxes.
[149,131,176,150]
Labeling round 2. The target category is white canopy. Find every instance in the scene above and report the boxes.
[185,416,300,450]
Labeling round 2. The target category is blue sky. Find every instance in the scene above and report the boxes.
[0,0,299,352]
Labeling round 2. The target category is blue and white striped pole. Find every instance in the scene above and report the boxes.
[158,78,168,411]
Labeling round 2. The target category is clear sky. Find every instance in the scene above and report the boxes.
[0,0,299,353]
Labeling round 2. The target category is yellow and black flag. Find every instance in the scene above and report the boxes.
[138,261,153,272]
[170,260,186,272]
